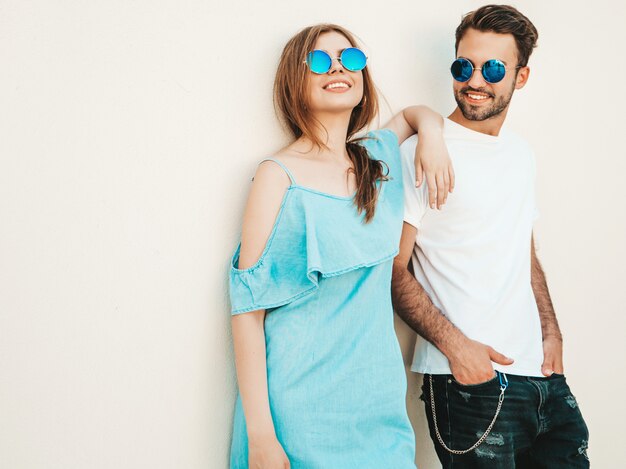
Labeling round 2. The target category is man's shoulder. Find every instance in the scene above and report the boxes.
[399,134,419,150]
[501,128,534,154]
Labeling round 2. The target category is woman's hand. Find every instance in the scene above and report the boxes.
[383,105,455,209]
[249,433,291,469]
[415,130,454,210]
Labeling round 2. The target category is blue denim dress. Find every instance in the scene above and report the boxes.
[229,129,416,468]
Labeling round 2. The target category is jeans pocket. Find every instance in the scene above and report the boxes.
[450,373,499,390]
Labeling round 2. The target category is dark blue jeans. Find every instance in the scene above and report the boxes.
[421,372,589,468]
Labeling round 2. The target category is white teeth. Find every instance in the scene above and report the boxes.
[467,93,488,100]
[325,82,349,89]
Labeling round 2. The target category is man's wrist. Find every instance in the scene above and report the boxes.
[438,330,469,361]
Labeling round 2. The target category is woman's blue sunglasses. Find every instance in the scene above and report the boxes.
[305,48,368,74]
[451,57,520,84]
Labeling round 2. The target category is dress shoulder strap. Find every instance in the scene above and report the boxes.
[259,158,296,185]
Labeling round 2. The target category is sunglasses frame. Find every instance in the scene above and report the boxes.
[304,48,368,74]
[451,57,522,84]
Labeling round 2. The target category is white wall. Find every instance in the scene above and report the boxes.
[1,1,624,468]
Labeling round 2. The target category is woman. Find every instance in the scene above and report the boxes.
[229,24,453,468]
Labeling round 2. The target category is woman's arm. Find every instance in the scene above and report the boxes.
[231,311,275,438]
[233,162,291,468]
[232,312,289,467]
[384,105,454,209]
[385,105,443,144]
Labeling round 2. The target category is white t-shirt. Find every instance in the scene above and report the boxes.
[401,118,543,377]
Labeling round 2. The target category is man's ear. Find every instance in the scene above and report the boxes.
[515,66,530,90]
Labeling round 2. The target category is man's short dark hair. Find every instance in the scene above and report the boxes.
[455,4,539,67]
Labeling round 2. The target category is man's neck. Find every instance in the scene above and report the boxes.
[448,107,508,136]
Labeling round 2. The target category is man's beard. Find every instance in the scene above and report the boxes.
[454,83,515,121]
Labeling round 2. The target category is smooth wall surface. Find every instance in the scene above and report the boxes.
[1,1,624,468]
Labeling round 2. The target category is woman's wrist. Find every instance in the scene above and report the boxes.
[246,413,277,442]
[248,426,278,443]
[418,126,444,141]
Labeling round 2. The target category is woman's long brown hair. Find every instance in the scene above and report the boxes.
[273,24,388,222]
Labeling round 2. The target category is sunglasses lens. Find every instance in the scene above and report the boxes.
[340,48,367,71]
[483,59,506,83]
[451,58,473,82]
[307,50,332,74]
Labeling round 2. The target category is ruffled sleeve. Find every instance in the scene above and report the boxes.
[229,189,319,315]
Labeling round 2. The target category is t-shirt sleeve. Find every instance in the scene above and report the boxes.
[530,149,540,222]
[400,136,429,229]
[533,205,540,222]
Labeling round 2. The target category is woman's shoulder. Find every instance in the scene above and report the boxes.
[271,145,317,174]
[358,128,402,175]
[254,155,293,186]
[363,128,400,150]
[237,157,295,271]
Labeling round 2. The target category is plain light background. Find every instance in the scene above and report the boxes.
[1,1,624,468]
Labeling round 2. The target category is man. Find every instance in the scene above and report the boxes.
[392,5,589,468]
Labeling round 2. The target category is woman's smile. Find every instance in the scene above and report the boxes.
[323,79,352,92]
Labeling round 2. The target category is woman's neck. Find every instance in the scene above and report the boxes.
[294,110,353,162]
